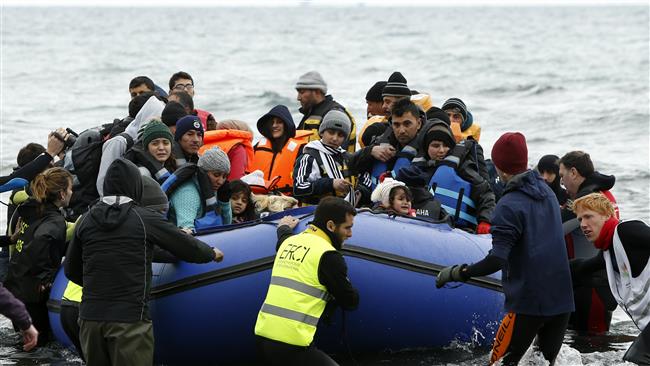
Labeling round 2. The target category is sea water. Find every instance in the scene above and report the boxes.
[0,5,648,365]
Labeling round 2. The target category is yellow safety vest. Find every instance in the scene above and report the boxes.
[254,225,335,346]
[62,280,82,305]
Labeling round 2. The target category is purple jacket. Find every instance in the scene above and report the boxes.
[0,283,31,330]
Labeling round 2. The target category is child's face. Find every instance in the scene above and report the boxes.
[390,188,412,215]
[321,129,346,148]
[427,140,450,161]
[230,192,249,215]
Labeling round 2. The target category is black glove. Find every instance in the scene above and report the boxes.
[436,264,468,288]
[217,180,232,202]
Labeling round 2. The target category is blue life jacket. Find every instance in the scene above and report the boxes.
[428,152,477,227]
[370,145,418,189]
[194,210,223,231]
[370,161,388,189]
[0,178,28,194]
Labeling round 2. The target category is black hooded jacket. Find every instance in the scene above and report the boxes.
[561,171,616,222]
[257,104,297,153]
[4,199,66,303]
[64,158,216,323]
[576,172,616,198]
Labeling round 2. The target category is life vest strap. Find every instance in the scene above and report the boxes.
[434,187,476,209]
[441,204,478,225]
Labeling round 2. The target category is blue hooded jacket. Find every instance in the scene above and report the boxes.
[490,169,575,316]
[256,105,296,140]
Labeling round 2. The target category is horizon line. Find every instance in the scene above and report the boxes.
[2,0,648,7]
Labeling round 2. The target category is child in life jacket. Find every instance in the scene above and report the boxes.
[229,180,258,224]
[370,178,416,217]
[411,120,495,233]
[293,110,371,206]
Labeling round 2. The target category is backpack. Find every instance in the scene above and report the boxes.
[63,127,134,220]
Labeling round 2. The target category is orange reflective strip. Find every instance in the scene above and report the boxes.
[490,312,516,365]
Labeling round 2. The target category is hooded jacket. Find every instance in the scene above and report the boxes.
[250,105,307,193]
[64,158,216,323]
[490,170,575,316]
[4,199,66,303]
[97,96,165,195]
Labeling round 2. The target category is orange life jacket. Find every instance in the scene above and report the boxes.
[451,122,481,143]
[249,130,313,194]
[358,115,388,148]
[198,130,254,169]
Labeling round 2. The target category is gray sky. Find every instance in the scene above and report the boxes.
[2,0,646,6]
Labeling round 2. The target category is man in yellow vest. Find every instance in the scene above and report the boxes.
[255,197,359,365]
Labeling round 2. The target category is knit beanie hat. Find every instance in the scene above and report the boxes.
[174,115,204,141]
[141,175,169,213]
[441,98,468,122]
[142,120,173,147]
[371,178,406,208]
[162,101,188,127]
[198,147,231,174]
[295,71,327,94]
[382,72,411,98]
[537,154,560,175]
[423,122,456,153]
[425,107,451,125]
[319,110,352,138]
[491,132,528,175]
[366,81,387,102]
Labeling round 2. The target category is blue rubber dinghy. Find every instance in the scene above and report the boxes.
[48,207,504,365]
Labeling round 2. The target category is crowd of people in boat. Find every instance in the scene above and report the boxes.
[0,69,647,365]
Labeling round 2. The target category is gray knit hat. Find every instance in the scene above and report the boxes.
[141,175,169,213]
[198,147,231,174]
[295,71,327,94]
[319,110,351,138]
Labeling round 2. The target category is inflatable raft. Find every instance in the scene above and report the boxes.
[48,207,504,365]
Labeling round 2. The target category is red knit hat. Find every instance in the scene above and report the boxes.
[491,132,528,175]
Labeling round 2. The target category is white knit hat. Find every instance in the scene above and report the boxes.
[371,178,406,208]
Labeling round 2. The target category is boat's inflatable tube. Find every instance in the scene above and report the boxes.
[48,207,504,365]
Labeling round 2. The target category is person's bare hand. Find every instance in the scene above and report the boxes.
[333,179,352,194]
[371,145,396,162]
[212,248,224,262]
[180,228,193,235]
[21,325,38,351]
[278,216,299,229]
[47,128,68,157]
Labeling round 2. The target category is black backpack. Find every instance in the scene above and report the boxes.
[63,126,134,220]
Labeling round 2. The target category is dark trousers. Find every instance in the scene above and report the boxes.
[20,301,50,346]
[255,336,339,366]
[79,319,153,366]
[624,324,650,365]
[60,305,84,361]
[569,284,615,332]
[490,312,570,366]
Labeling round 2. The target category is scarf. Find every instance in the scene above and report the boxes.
[304,140,356,206]
[594,216,619,250]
